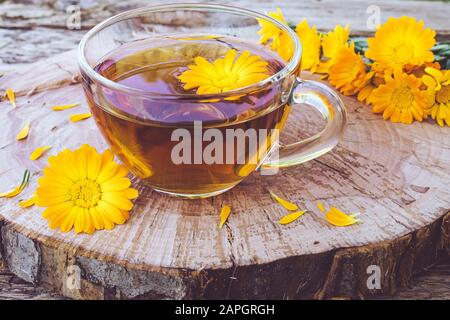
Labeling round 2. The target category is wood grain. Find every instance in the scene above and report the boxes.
[1,0,449,73]
[0,48,449,299]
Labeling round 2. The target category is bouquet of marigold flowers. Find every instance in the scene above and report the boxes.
[259,8,450,127]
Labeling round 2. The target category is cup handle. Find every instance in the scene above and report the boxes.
[261,78,347,169]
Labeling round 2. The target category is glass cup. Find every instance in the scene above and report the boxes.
[78,3,346,198]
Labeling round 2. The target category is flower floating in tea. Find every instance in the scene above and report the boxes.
[422,67,450,126]
[36,144,138,234]
[178,49,269,94]
[365,17,436,73]
[370,69,427,124]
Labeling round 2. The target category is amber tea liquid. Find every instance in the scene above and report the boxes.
[84,35,290,196]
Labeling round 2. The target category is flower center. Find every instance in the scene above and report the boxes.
[70,179,101,208]
[212,74,239,90]
[392,44,413,64]
[392,86,414,109]
[436,85,450,104]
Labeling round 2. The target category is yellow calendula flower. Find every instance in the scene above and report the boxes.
[178,49,269,94]
[295,20,321,72]
[317,25,350,74]
[257,8,294,61]
[422,67,450,126]
[36,144,138,234]
[365,16,436,72]
[370,69,427,124]
[328,43,374,98]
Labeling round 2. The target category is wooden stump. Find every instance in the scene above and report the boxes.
[0,50,449,300]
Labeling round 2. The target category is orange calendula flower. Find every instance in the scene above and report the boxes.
[270,191,298,211]
[36,144,139,234]
[317,25,350,74]
[295,20,321,72]
[422,67,450,126]
[317,201,360,227]
[365,16,436,73]
[0,169,30,199]
[328,43,374,98]
[70,113,92,122]
[370,69,427,124]
[6,88,16,107]
[52,103,79,111]
[257,8,294,61]
[278,210,306,225]
[30,146,52,160]
[178,49,269,94]
[219,205,231,229]
[16,121,30,140]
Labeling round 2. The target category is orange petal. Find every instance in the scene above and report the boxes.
[270,192,298,211]
[30,145,51,160]
[16,121,30,140]
[325,207,360,227]
[278,210,306,225]
[6,88,16,107]
[19,195,37,208]
[70,113,92,122]
[1,169,30,198]
[317,201,326,212]
[219,205,231,229]
[52,103,79,111]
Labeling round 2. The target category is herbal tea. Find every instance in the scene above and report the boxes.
[85,35,290,196]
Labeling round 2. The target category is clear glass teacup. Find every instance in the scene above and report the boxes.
[78,3,346,198]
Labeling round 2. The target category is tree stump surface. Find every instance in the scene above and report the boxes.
[0,0,449,300]
[0,49,449,300]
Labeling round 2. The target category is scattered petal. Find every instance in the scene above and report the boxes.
[317,201,326,212]
[70,113,92,122]
[16,121,30,140]
[219,205,231,229]
[270,192,298,211]
[52,103,79,111]
[0,169,30,198]
[6,88,16,107]
[279,210,306,225]
[30,145,52,160]
[325,207,360,227]
[19,195,37,208]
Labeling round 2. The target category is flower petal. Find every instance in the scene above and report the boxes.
[278,210,306,225]
[270,192,298,211]
[70,113,92,122]
[16,121,30,140]
[6,88,16,107]
[219,205,231,229]
[30,145,51,160]
[52,103,79,111]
